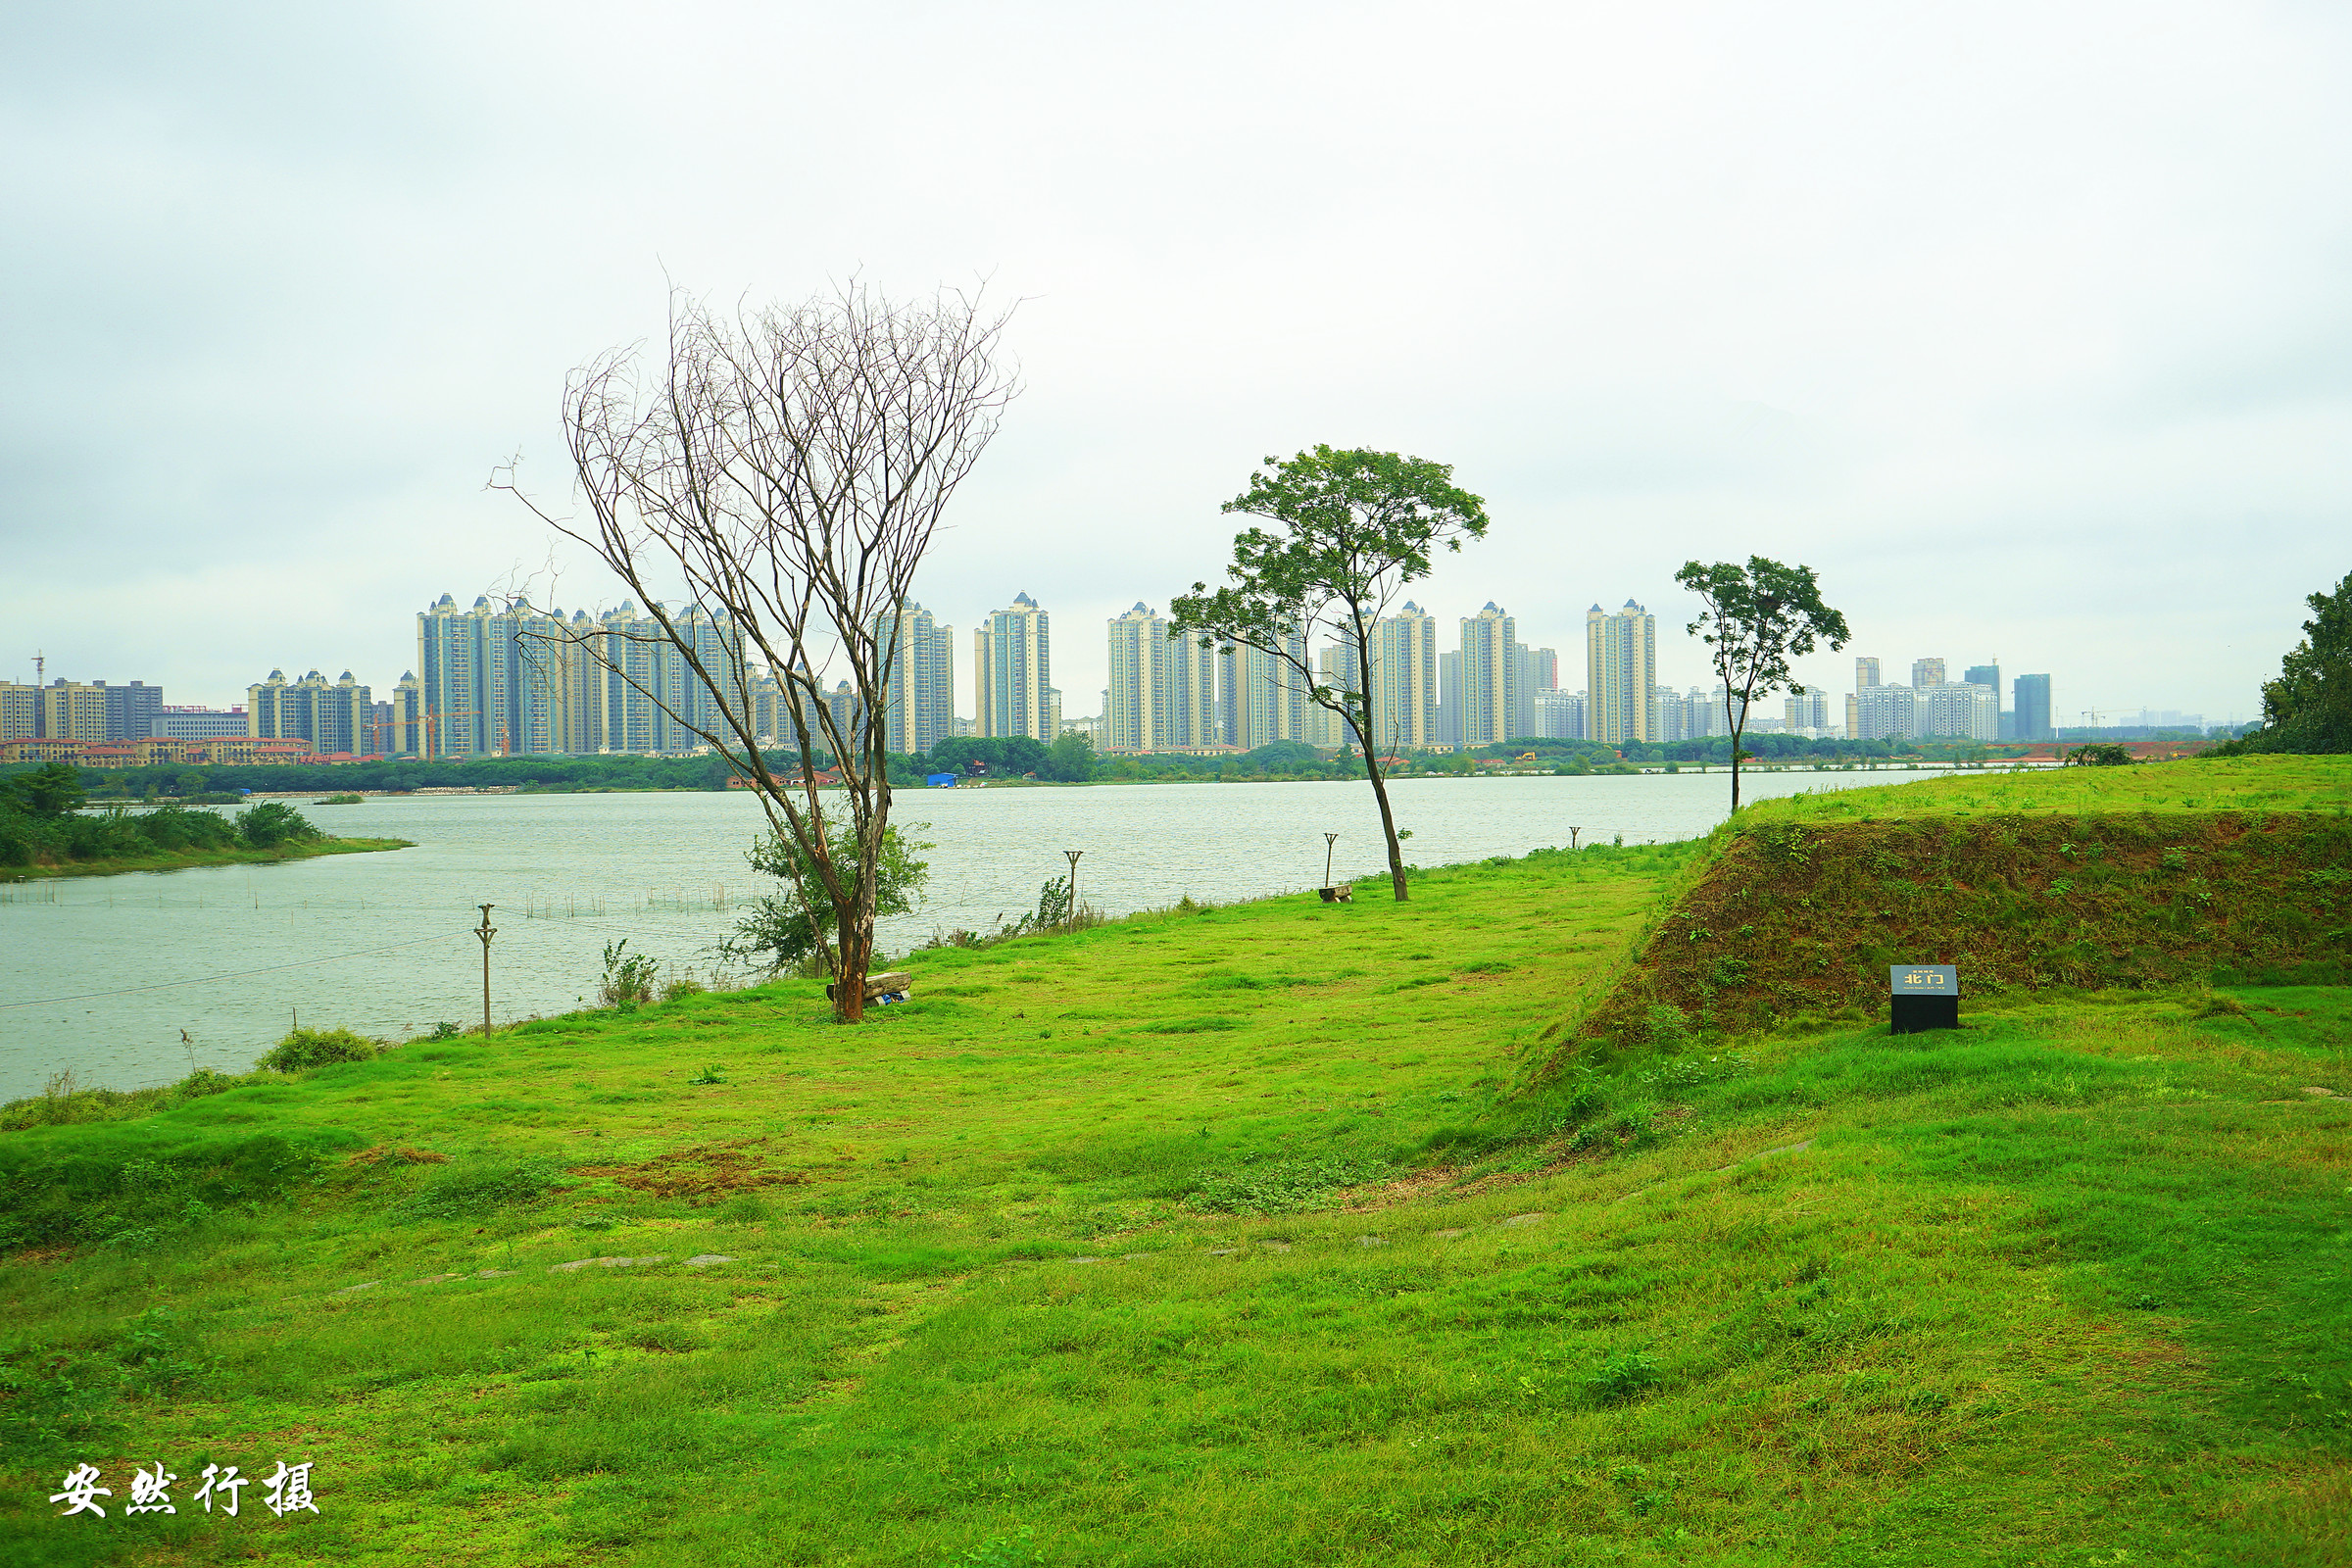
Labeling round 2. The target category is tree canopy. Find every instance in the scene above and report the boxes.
[1171,446,1488,899]
[2223,569,2352,755]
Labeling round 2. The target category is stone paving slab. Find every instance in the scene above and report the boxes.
[550,1254,669,1273]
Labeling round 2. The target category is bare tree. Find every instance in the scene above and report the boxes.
[498,282,1017,1020]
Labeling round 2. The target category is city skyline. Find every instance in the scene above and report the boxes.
[12,568,2224,755]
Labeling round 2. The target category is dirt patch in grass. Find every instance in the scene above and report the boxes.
[571,1138,811,1202]
[346,1146,449,1167]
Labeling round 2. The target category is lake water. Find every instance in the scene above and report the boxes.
[0,769,1921,1100]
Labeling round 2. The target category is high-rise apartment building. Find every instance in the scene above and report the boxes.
[0,679,164,742]
[1963,662,2004,739]
[1846,657,1883,739]
[1458,604,1519,748]
[973,593,1054,742]
[1299,641,1356,748]
[1786,690,1830,731]
[1911,658,1945,689]
[1586,600,1656,745]
[1220,629,1311,751]
[2014,674,2053,742]
[1919,682,1998,740]
[872,601,956,756]
[1371,603,1439,753]
[1536,688,1588,740]
[249,668,372,754]
[0,683,33,743]
[1855,684,1917,740]
[1165,630,1219,750]
[96,681,163,740]
[1104,603,1174,753]
[1435,650,1462,747]
[388,674,423,757]
[420,593,742,758]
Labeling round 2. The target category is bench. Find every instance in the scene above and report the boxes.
[825,970,913,1004]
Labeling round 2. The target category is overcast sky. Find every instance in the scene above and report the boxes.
[4,1,2347,726]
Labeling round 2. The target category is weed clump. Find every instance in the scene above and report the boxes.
[401,1158,568,1221]
[1584,1348,1663,1406]
[256,1027,382,1072]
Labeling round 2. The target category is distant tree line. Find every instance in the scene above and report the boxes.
[7,726,1982,808]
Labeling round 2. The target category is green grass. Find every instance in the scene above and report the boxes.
[3,836,411,882]
[1,769,2349,1565]
[1754,752,2352,821]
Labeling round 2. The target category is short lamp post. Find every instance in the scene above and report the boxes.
[474,903,497,1038]
[1323,832,1339,888]
[1063,850,1084,931]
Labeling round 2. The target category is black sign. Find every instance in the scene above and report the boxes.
[1889,964,1959,996]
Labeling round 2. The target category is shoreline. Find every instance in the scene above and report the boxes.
[2,835,414,882]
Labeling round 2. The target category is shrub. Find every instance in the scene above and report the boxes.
[256,1027,381,1072]
[233,800,321,847]
[598,941,661,1007]
[1584,1348,1663,1406]
[661,975,708,1003]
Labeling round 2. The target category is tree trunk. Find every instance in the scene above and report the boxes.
[1348,620,1408,902]
[1728,720,1744,812]
[1366,759,1409,902]
[832,916,871,1022]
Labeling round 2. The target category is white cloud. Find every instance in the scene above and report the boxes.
[2,0,2345,731]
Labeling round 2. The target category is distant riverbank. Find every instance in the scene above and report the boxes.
[4,836,412,882]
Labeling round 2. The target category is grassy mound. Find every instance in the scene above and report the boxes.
[1566,757,2352,1045]
[1583,810,2352,1040]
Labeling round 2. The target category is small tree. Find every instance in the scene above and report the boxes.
[501,281,1015,1020]
[1674,557,1849,812]
[2,761,86,818]
[1171,447,1489,901]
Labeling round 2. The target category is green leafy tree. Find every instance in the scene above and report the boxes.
[1043,731,1097,782]
[721,821,931,977]
[1171,446,1489,901]
[2,761,88,818]
[2230,569,2352,755]
[1673,556,1850,812]
[233,801,321,847]
[998,735,1051,777]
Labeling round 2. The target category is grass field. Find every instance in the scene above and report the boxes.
[1,759,2348,1566]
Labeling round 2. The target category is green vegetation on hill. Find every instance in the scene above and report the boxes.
[0,764,2347,1565]
[0,773,408,879]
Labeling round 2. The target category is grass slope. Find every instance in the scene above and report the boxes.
[5,837,411,882]
[0,773,2346,1565]
[1576,756,2352,1039]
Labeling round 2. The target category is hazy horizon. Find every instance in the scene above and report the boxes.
[5,2,2347,729]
